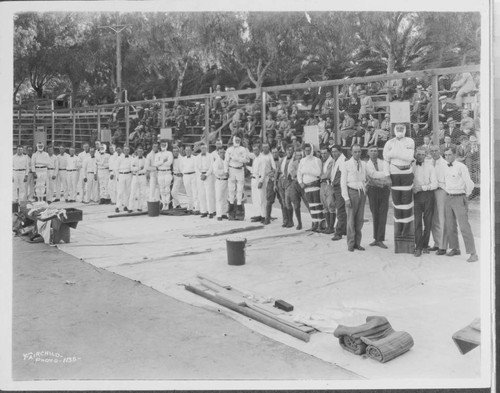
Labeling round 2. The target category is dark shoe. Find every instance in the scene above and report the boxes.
[217,217,223,221]
[235,204,245,221]
[369,240,378,246]
[65,199,70,202]
[208,213,215,219]
[436,249,447,255]
[115,208,120,213]
[263,217,271,225]
[137,209,143,212]
[251,216,262,222]
[200,213,208,218]
[467,254,479,262]
[228,203,236,220]
[348,247,354,252]
[193,210,200,215]
[422,247,430,254]
[124,206,129,212]
[354,245,365,251]
[428,246,439,252]
[331,234,342,241]
[53,199,60,202]
[377,241,388,249]
[98,199,104,205]
[311,222,319,232]
[447,249,461,257]
[414,249,422,257]
[296,223,302,230]
[128,209,133,213]
[221,215,228,219]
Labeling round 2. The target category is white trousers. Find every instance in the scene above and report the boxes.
[251,177,267,217]
[197,174,216,214]
[116,173,132,209]
[27,172,35,200]
[128,174,148,211]
[57,170,69,200]
[84,173,99,203]
[158,170,173,207]
[183,173,198,211]
[148,171,160,201]
[34,169,48,199]
[98,169,110,199]
[109,176,117,203]
[431,188,447,249]
[76,169,86,202]
[67,170,79,200]
[215,179,228,217]
[171,175,183,207]
[47,170,57,201]
[13,172,26,202]
[228,167,245,204]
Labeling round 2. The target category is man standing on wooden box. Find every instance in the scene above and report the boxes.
[412,147,437,257]
[383,123,416,253]
[366,145,391,249]
[340,144,367,251]
[13,145,29,203]
[441,147,478,263]
[154,140,174,211]
[31,142,50,202]
[46,145,59,203]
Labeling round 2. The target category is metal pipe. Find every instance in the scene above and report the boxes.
[125,105,130,147]
[333,85,340,145]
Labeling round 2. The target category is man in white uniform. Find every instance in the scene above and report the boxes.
[31,142,50,202]
[154,140,174,211]
[224,134,250,220]
[180,145,198,214]
[46,145,59,203]
[97,144,111,204]
[13,146,29,203]
[25,146,35,201]
[56,145,69,202]
[76,143,90,202]
[213,148,228,220]
[82,147,99,203]
[108,145,119,204]
[195,142,216,218]
[129,146,148,212]
[171,146,184,209]
[114,146,133,213]
[146,142,160,202]
[66,147,79,202]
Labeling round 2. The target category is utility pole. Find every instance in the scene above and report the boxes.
[99,24,128,103]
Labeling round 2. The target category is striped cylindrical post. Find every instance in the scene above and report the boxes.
[303,180,325,229]
[390,171,415,254]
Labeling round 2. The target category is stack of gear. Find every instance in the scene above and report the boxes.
[333,316,414,363]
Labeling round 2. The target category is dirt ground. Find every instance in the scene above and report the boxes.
[11,236,360,381]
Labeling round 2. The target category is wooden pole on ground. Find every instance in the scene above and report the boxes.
[125,104,130,147]
[431,74,440,146]
[333,85,340,145]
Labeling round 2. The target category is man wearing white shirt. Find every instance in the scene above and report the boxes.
[442,147,478,262]
[297,143,324,232]
[319,146,335,234]
[108,145,119,204]
[13,146,29,203]
[366,145,391,249]
[341,144,367,251]
[66,147,79,202]
[195,142,216,218]
[213,148,228,220]
[180,145,198,214]
[115,146,133,213]
[211,139,223,161]
[429,145,448,254]
[76,143,90,202]
[82,147,99,203]
[330,145,347,240]
[383,123,416,253]
[46,145,59,203]
[97,144,111,204]
[129,146,148,212]
[31,142,50,202]
[154,140,174,211]
[145,142,160,203]
[224,134,250,220]
[171,146,183,209]
[56,145,69,202]
[412,147,437,257]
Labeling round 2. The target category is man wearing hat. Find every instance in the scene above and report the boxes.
[411,84,429,122]
[224,134,250,220]
[447,117,465,145]
[154,140,174,211]
[383,123,416,253]
[358,90,374,120]
[97,143,111,204]
[322,91,335,116]
[319,146,336,234]
[31,142,50,202]
[12,145,29,203]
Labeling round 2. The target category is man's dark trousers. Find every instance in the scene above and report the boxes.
[367,185,390,242]
[414,190,435,250]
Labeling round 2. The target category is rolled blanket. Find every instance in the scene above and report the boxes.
[361,331,414,363]
[333,316,395,355]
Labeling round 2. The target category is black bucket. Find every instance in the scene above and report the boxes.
[226,237,246,266]
[147,201,160,217]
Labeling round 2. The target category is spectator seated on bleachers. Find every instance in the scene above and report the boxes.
[451,72,477,107]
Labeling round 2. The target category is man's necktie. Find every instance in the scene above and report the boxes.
[448,163,453,167]
[416,161,423,166]
[373,160,378,171]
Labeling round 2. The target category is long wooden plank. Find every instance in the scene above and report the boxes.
[185,284,311,342]
[184,225,264,238]
[246,303,315,333]
[107,211,148,218]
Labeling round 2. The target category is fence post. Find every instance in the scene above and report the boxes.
[32,99,37,148]
[72,109,76,147]
[431,74,440,146]
[125,104,130,147]
[205,97,210,142]
[261,89,266,142]
[97,108,101,139]
[333,85,340,145]
[18,109,21,147]
[161,102,165,129]
[51,100,55,146]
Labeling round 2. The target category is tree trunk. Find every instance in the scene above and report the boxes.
[174,59,189,105]
[71,80,80,107]
[387,51,395,74]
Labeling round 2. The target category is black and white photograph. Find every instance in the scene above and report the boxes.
[1,0,494,390]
